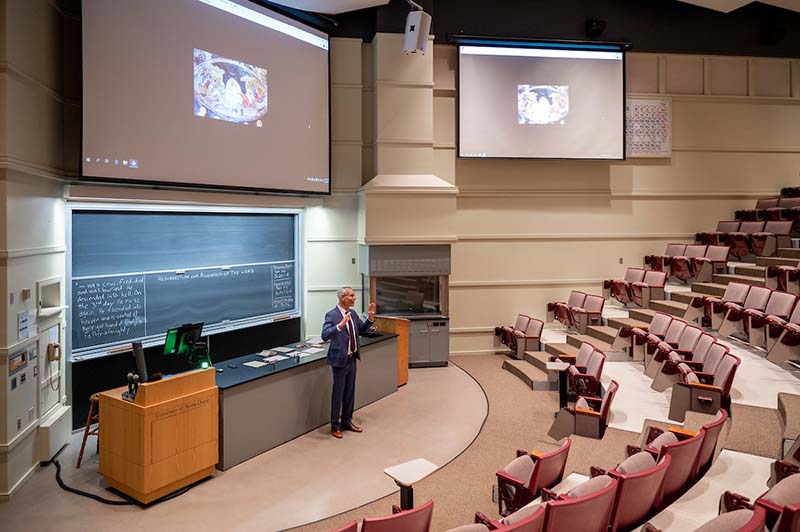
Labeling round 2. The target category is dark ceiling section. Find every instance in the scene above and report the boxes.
[330,0,799,58]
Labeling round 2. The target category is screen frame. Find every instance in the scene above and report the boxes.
[79,0,332,196]
[453,35,630,162]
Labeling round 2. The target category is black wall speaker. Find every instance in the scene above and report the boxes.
[585,19,607,39]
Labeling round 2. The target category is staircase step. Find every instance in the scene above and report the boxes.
[777,392,800,443]
[607,317,649,330]
[523,350,551,372]
[649,299,688,317]
[544,342,578,358]
[756,256,800,268]
[587,325,620,346]
[733,264,766,277]
[713,274,766,287]
[628,308,657,323]
[502,359,548,389]
[566,333,615,353]
[778,248,800,259]
[670,291,707,305]
[690,283,727,297]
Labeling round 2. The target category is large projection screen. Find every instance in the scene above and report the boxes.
[82,0,330,194]
[459,43,625,160]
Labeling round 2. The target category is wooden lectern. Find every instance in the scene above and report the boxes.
[98,368,218,503]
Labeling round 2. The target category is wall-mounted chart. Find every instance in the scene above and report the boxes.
[626,98,671,158]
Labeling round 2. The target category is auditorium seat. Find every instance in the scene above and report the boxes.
[643,318,688,372]
[552,340,595,368]
[668,353,740,422]
[696,220,741,245]
[725,473,800,532]
[625,312,673,361]
[496,314,532,355]
[727,221,766,259]
[685,282,751,330]
[766,309,800,366]
[603,267,646,305]
[635,428,707,508]
[669,245,708,282]
[656,506,767,532]
[718,285,771,339]
[589,452,670,532]
[361,499,434,532]
[644,243,687,272]
[735,198,780,221]
[567,349,605,397]
[548,380,618,440]
[650,331,715,392]
[744,290,797,349]
[631,270,668,308]
[691,245,731,283]
[498,317,544,360]
[750,220,793,257]
[769,438,800,488]
[548,291,586,328]
[766,265,800,295]
[329,521,358,532]
[495,439,572,516]
[644,324,703,379]
[568,294,605,334]
[449,504,546,531]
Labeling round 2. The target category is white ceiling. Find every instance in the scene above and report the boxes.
[678,0,800,13]
[266,0,390,14]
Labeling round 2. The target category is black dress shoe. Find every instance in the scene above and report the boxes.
[342,423,363,432]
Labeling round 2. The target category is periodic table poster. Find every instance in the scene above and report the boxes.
[625,98,671,158]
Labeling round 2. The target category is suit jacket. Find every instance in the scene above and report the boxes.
[322,307,373,368]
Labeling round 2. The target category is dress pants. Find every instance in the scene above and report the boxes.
[331,354,357,429]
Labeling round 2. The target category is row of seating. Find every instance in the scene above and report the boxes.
[685,282,800,365]
[603,269,667,307]
[495,315,545,359]
[767,265,800,295]
[547,291,605,334]
[735,195,800,230]
[643,244,731,280]
[694,220,792,258]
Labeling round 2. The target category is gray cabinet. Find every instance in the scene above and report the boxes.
[408,317,449,367]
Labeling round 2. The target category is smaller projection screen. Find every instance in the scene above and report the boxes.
[459,43,625,160]
[82,0,330,193]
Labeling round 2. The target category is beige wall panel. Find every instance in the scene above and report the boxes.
[449,284,600,331]
[362,144,376,184]
[434,95,455,147]
[752,58,791,97]
[361,43,374,89]
[792,61,800,98]
[305,287,364,337]
[5,174,65,252]
[664,55,704,94]
[433,44,456,90]
[627,53,659,94]
[364,194,456,242]
[672,100,800,152]
[0,263,6,346]
[375,85,433,142]
[375,144,434,175]
[433,148,456,184]
[451,239,689,285]
[0,431,38,497]
[455,195,747,236]
[373,33,433,85]
[63,102,80,175]
[332,86,362,143]
[0,77,6,154]
[330,38,362,86]
[306,241,360,290]
[305,193,359,240]
[456,158,613,192]
[708,57,748,96]
[5,0,63,91]
[6,255,63,349]
[331,143,363,191]
[0,179,6,249]
[362,88,375,142]
[6,76,63,171]
[620,151,800,194]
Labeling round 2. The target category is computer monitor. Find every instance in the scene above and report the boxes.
[163,322,204,356]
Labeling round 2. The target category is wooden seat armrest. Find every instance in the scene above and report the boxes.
[575,407,601,417]
[689,382,722,391]
[558,354,577,362]
[496,471,525,488]
[579,395,602,404]
[668,426,697,439]
[474,512,498,529]
[530,451,544,460]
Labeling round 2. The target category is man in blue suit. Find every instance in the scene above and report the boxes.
[322,286,376,439]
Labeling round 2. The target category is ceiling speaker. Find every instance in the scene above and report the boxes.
[403,10,431,55]
[585,19,607,39]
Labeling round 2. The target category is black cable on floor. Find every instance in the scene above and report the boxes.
[51,459,196,506]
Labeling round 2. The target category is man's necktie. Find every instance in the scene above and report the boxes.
[347,314,357,353]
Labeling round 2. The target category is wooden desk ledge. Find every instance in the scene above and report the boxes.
[668,426,697,437]
[690,383,722,391]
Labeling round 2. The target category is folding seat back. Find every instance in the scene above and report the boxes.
[662,319,687,345]
[773,503,800,532]
[542,476,619,532]
[778,196,800,207]
[764,220,793,235]
[632,271,668,307]
[752,221,793,256]
[672,246,708,279]
[719,220,742,231]
[657,429,706,506]
[729,221,766,258]
[583,294,605,315]
[567,291,586,308]
[665,243,686,256]
[698,221,739,245]
[608,453,671,532]
[704,245,730,261]
[527,439,572,498]
[690,507,767,532]
[757,198,780,209]
[523,318,544,338]
[691,334,716,364]
[684,245,707,259]
[649,312,673,337]
[743,286,771,311]
[755,474,800,532]
[361,499,434,532]
[496,439,572,516]
[763,291,797,317]
[585,350,605,380]
[693,409,729,478]
[712,353,740,394]
[724,282,752,305]
[701,343,728,374]
[513,314,531,332]
[625,268,645,283]
[570,350,606,397]
[676,325,703,353]
[576,342,595,367]
[597,379,618,427]
[739,221,767,233]
[607,268,646,304]
[646,244,686,271]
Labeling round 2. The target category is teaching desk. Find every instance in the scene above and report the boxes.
[215,333,398,470]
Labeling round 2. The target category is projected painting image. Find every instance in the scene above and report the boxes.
[193,49,268,127]
[517,85,569,125]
